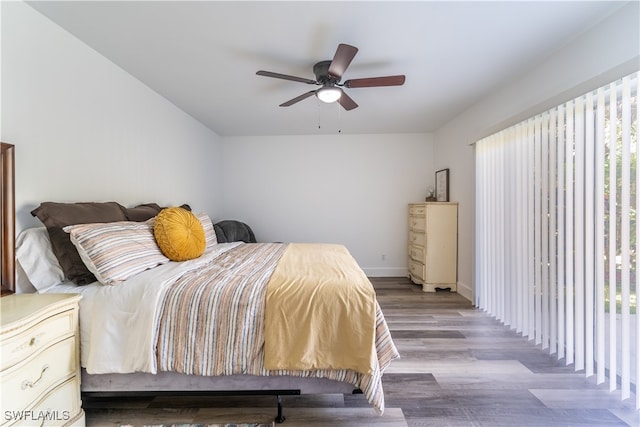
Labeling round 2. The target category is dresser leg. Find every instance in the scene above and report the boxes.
[422,284,457,293]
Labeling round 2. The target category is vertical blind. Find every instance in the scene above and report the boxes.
[475,72,639,407]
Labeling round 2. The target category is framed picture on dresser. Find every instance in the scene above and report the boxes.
[435,168,449,202]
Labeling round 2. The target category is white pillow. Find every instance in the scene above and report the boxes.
[16,227,65,292]
[64,220,170,285]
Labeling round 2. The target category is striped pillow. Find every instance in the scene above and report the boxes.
[64,220,169,285]
[196,212,218,249]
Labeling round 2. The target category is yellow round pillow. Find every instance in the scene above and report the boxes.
[153,207,206,261]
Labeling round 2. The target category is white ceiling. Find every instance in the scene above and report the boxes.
[27,1,628,136]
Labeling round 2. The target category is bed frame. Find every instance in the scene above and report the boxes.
[1,145,361,422]
[82,371,359,422]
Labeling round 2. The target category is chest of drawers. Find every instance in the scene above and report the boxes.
[408,202,458,292]
[1,293,84,426]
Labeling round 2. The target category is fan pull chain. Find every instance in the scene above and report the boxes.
[316,100,343,134]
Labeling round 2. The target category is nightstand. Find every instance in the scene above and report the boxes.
[1,293,85,426]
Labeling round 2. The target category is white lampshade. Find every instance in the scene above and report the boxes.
[316,86,342,103]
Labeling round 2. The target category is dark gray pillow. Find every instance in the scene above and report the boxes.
[31,202,128,284]
[122,203,163,222]
[214,220,256,243]
[123,203,192,222]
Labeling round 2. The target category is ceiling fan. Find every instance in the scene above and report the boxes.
[256,43,406,111]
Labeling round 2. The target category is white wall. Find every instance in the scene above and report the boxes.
[434,2,640,301]
[1,1,223,232]
[221,133,434,276]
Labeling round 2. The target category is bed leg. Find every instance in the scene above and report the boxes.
[274,394,286,423]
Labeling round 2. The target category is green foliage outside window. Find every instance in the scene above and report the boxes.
[603,96,637,314]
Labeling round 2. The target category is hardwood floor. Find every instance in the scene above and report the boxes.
[83,277,639,426]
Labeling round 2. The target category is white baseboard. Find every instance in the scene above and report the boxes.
[363,270,473,303]
[363,267,408,277]
[456,281,472,301]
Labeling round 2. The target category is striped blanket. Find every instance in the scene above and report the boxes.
[155,243,399,414]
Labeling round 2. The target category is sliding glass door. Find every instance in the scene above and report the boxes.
[475,72,638,407]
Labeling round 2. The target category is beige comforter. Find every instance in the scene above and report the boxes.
[264,243,377,375]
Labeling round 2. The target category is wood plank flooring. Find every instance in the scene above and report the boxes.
[83,277,639,426]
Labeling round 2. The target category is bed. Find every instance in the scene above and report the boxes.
[11,199,399,422]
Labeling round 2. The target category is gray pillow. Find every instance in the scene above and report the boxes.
[122,203,192,222]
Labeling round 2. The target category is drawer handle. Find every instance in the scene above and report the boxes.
[21,364,49,390]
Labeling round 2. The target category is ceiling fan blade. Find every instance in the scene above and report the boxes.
[344,75,406,88]
[328,44,358,79]
[257,70,317,85]
[279,90,317,107]
[337,90,358,111]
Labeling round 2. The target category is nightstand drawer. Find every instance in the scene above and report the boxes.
[9,377,82,427]
[409,230,426,247]
[1,294,83,427]
[409,259,425,281]
[409,245,425,262]
[1,337,76,418]
[409,216,425,231]
[1,310,76,371]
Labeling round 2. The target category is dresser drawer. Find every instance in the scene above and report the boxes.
[409,205,426,216]
[409,245,425,262]
[409,230,426,247]
[1,310,76,371]
[6,377,83,427]
[408,259,425,281]
[1,337,77,419]
[409,216,425,231]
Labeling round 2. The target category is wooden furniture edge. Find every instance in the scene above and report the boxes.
[1,142,15,296]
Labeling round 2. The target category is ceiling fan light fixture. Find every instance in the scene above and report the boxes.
[316,86,342,103]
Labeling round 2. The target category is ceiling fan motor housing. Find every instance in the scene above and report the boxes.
[313,60,340,84]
